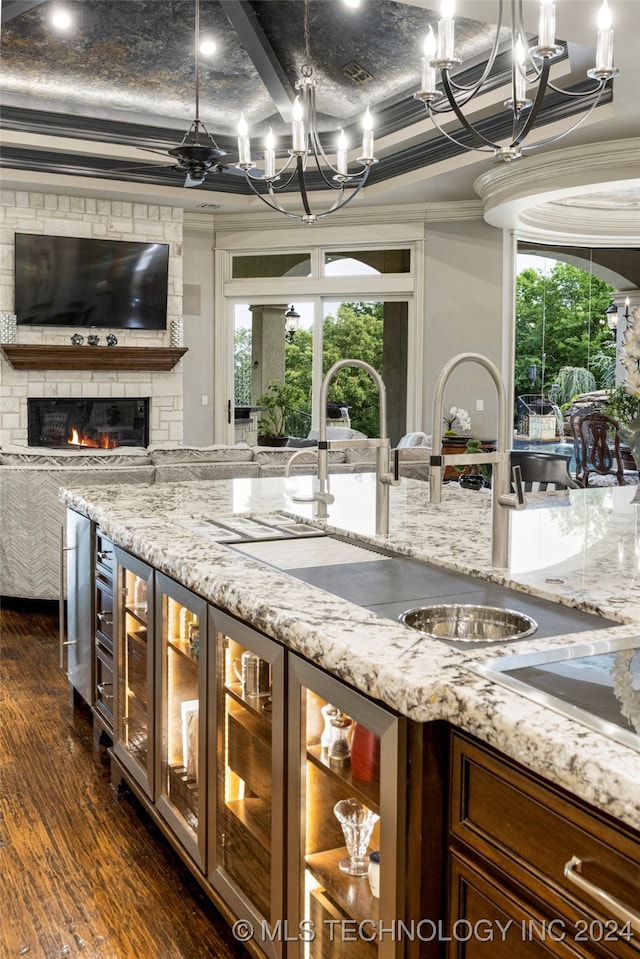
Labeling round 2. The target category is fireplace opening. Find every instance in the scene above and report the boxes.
[28,398,150,449]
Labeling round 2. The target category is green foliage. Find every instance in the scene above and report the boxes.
[255,380,298,438]
[554,366,597,405]
[515,262,615,401]
[589,351,616,390]
[234,302,386,438]
[604,384,640,426]
[321,303,384,437]
[234,326,252,407]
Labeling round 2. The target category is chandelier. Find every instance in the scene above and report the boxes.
[236,0,376,224]
[414,0,619,162]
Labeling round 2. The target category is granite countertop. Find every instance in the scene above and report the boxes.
[61,474,640,832]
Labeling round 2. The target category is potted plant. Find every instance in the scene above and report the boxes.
[255,379,296,446]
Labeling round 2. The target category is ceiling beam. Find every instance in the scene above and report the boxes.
[218,0,294,123]
[1,0,47,24]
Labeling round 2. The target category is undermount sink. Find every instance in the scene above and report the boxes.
[399,604,538,643]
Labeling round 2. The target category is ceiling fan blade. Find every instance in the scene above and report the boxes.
[219,163,265,177]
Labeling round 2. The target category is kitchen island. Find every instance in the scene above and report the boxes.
[61,474,640,957]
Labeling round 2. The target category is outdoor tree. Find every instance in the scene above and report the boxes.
[234,326,252,407]
[321,302,384,437]
[515,261,615,403]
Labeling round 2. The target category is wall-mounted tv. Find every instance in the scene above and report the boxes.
[15,233,169,329]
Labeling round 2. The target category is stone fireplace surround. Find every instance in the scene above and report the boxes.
[0,189,185,448]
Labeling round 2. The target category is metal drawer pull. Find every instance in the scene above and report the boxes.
[97,683,114,700]
[59,524,77,670]
[564,856,640,934]
[97,550,113,562]
[97,612,113,626]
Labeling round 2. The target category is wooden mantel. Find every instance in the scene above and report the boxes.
[1,344,187,372]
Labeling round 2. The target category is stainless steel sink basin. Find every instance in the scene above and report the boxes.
[399,604,538,643]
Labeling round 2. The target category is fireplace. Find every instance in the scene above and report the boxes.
[28,397,150,449]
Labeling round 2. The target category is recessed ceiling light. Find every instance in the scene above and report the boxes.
[51,7,72,30]
[200,38,217,56]
[343,0,361,8]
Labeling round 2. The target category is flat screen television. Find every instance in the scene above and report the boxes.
[15,233,169,329]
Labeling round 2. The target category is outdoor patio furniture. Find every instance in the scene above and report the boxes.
[509,450,583,491]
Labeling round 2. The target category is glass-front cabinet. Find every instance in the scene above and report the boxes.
[209,608,285,959]
[288,656,406,959]
[156,572,208,870]
[113,547,154,799]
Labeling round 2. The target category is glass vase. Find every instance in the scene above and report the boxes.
[333,797,379,876]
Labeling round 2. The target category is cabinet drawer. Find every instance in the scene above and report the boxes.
[450,733,640,953]
[95,530,115,582]
[94,644,114,729]
[95,581,114,651]
[448,849,586,958]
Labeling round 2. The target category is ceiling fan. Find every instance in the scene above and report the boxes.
[125,0,240,188]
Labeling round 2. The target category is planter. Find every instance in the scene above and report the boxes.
[459,472,485,491]
[442,437,496,481]
[257,435,289,447]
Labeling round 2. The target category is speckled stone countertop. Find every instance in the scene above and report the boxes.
[61,475,640,832]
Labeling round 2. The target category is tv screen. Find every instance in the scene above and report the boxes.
[15,233,169,329]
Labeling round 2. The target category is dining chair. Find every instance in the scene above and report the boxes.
[508,450,583,491]
[570,409,638,486]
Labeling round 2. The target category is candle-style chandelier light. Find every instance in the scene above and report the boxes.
[414,0,619,163]
[236,0,376,224]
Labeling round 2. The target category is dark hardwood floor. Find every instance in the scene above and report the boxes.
[0,598,250,959]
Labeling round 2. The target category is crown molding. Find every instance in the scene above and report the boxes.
[183,200,484,237]
[474,138,640,243]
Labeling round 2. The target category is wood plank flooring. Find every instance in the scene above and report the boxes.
[0,599,250,959]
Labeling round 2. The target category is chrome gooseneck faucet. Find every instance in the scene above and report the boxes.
[430,352,525,569]
[307,359,400,535]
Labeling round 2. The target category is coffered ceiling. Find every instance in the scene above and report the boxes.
[1,0,639,220]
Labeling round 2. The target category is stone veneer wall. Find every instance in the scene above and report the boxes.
[0,190,184,447]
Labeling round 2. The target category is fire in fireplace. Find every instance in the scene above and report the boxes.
[28,398,150,449]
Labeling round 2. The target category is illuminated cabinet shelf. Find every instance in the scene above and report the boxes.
[209,608,286,959]
[288,655,407,959]
[112,547,155,801]
[71,527,416,959]
[156,572,208,871]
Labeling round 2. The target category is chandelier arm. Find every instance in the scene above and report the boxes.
[245,156,300,188]
[440,70,501,150]
[240,162,370,223]
[520,87,606,152]
[545,78,606,98]
[240,175,306,219]
[511,56,552,147]
[308,131,345,189]
[316,166,372,220]
[424,107,496,154]
[442,0,506,95]
[297,155,315,218]
[428,82,491,114]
